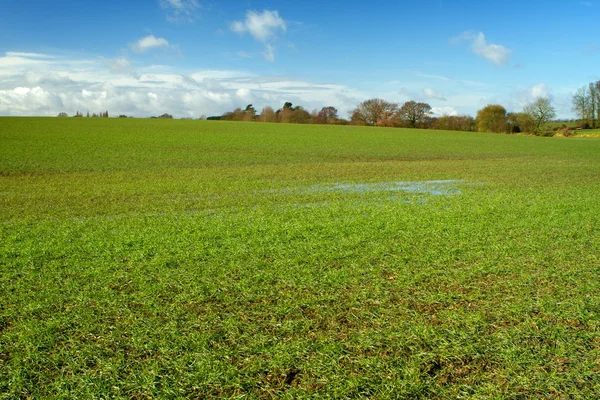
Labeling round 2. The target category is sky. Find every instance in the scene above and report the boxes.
[1,0,599,119]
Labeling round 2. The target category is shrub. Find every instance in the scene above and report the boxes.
[562,126,574,137]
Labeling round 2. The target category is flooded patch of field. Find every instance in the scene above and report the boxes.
[302,180,464,196]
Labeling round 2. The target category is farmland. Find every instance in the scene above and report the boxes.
[2,117,600,398]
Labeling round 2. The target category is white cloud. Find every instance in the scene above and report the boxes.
[236,51,252,59]
[160,0,200,22]
[530,82,549,98]
[14,87,33,95]
[231,10,286,62]
[5,52,55,59]
[431,107,458,117]
[0,54,55,70]
[514,82,551,108]
[131,35,171,53]
[453,31,510,66]
[104,57,139,78]
[231,10,286,42]
[262,44,276,63]
[424,88,446,101]
[0,86,64,115]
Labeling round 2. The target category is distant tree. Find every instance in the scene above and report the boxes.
[572,86,591,127]
[86,111,90,118]
[379,103,400,127]
[243,104,256,121]
[506,112,521,133]
[119,115,128,118]
[158,113,173,119]
[596,81,600,127]
[259,106,276,122]
[199,114,207,120]
[310,108,319,123]
[104,111,109,118]
[523,97,556,134]
[288,107,311,124]
[275,102,294,123]
[475,104,508,133]
[398,101,432,128]
[434,115,475,132]
[314,106,339,124]
[591,81,600,128]
[590,83,598,128]
[350,98,398,126]
[221,108,245,121]
[206,116,222,120]
[57,112,68,117]
[511,112,536,134]
[349,108,367,125]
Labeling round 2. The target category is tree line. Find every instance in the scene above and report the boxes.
[208,100,476,132]
[209,103,348,125]
[208,96,562,135]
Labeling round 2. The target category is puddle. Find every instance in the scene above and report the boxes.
[303,180,463,196]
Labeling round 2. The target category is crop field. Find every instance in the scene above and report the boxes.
[1,117,600,398]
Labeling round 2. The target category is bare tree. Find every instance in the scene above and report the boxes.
[572,86,592,127]
[315,106,339,124]
[398,101,432,128]
[379,103,400,127]
[259,106,276,122]
[350,99,398,126]
[242,104,256,121]
[523,97,556,135]
[592,81,600,128]
[590,83,597,129]
[276,102,295,123]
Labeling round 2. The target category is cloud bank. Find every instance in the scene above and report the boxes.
[0,51,366,118]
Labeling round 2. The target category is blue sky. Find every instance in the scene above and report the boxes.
[1,0,598,118]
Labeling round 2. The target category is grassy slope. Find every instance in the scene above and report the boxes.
[1,118,600,398]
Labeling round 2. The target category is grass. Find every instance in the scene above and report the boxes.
[544,121,580,129]
[2,117,600,398]
[575,128,600,137]
[543,121,600,137]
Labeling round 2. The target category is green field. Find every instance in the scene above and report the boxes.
[578,129,600,136]
[2,117,600,398]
